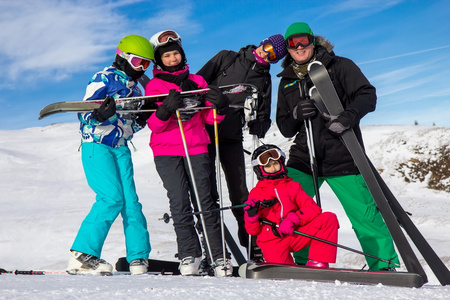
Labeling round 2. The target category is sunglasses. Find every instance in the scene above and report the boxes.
[251,149,284,166]
[117,49,152,71]
[262,41,277,62]
[286,34,314,49]
[156,30,181,46]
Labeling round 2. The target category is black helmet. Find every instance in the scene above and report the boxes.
[251,144,287,180]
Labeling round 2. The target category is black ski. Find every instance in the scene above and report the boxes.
[116,257,180,275]
[115,257,239,276]
[307,61,428,282]
[38,83,258,120]
[368,160,450,285]
[239,262,424,288]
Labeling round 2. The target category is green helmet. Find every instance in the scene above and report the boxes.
[284,22,314,39]
[117,35,154,60]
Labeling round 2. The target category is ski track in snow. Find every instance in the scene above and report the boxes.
[0,123,449,299]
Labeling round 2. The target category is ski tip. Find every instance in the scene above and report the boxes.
[238,263,248,278]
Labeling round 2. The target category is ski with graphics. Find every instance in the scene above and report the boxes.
[38,84,258,120]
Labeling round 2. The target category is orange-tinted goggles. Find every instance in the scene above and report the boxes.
[262,41,277,62]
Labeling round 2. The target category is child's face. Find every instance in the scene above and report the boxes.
[161,50,182,67]
[263,159,281,174]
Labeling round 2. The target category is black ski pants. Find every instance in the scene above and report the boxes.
[154,154,225,262]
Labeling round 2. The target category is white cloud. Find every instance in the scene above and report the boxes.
[0,0,197,87]
[139,1,203,42]
[0,0,148,84]
[359,45,450,65]
[0,0,200,86]
[317,0,404,19]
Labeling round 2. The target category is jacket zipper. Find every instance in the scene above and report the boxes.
[274,188,284,220]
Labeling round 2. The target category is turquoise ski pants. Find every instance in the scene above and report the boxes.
[287,167,399,270]
[71,143,150,262]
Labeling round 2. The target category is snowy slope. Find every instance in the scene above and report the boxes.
[0,123,449,299]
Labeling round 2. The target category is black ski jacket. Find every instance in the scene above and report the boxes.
[276,36,377,176]
[197,45,271,142]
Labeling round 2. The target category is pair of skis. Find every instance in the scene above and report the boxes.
[242,61,450,287]
[114,257,240,277]
[38,84,257,119]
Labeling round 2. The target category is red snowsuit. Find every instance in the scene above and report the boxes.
[245,176,339,265]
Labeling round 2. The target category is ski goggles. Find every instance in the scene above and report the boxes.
[262,41,278,62]
[154,30,181,48]
[286,34,314,49]
[116,49,152,71]
[251,149,285,166]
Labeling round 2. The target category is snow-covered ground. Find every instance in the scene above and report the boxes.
[0,122,449,299]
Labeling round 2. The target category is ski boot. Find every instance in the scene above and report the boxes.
[306,259,329,268]
[66,251,113,275]
[129,259,149,275]
[179,256,202,276]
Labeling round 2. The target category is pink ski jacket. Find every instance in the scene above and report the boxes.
[245,176,322,238]
[145,66,224,157]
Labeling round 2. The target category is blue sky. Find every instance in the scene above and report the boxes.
[1,0,449,130]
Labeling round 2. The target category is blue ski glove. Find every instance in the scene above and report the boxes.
[293,99,316,121]
[92,95,116,122]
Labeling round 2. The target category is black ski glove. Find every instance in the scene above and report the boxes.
[244,199,260,217]
[156,89,183,121]
[323,112,351,137]
[135,102,158,127]
[293,99,316,121]
[248,119,271,138]
[91,95,116,122]
[207,85,229,115]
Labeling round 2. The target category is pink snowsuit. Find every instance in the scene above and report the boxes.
[245,176,339,265]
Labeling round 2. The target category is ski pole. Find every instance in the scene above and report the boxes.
[213,108,231,275]
[160,204,248,223]
[0,269,45,275]
[175,109,215,266]
[245,90,260,258]
[260,218,400,267]
[304,118,321,207]
[301,79,321,207]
